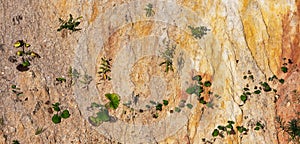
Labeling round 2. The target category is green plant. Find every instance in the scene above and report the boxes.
[56,77,66,83]
[254,122,264,131]
[279,79,285,84]
[287,118,300,140]
[212,121,236,138]
[105,93,120,110]
[260,82,272,92]
[155,103,163,111]
[57,14,82,32]
[253,90,261,94]
[144,3,155,17]
[281,66,288,73]
[88,108,110,126]
[186,75,211,104]
[12,40,40,72]
[163,100,169,106]
[159,43,176,73]
[188,26,210,39]
[236,126,248,135]
[186,103,193,109]
[98,57,112,81]
[12,140,20,144]
[51,103,70,124]
[35,127,46,135]
[175,107,181,112]
[68,67,80,85]
[11,85,23,96]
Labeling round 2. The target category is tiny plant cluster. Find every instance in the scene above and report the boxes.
[98,57,112,81]
[212,121,248,138]
[188,26,210,39]
[11,85,23,96]
[88,93,120,126]
[186,75,212,104]
[57,14,82,32]
[277,117,300,142]
[159,41,176,73]
[10,40,40,72]
[240,60,291,105]
[51,102,70,124]
[144,3,155,17]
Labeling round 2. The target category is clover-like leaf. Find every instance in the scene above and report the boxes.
[212,129,219,137]
[52,114,61,124]
[61,110,70,119]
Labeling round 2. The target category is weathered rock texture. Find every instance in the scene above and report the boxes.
[0,0,299,144]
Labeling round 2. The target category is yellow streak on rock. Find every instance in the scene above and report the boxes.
[240,1,289,74]
[89,1,99,24]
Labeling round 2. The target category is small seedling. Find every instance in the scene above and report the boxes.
[144,3,155,17]
[260,82,272,92]
[281,66,288,73]
[98,57,112,81]
[11,85,23,96]
[68,67,80,85]
[159,43,176,73]
[188,26,210,39]
[186,103,193,109]
[12,40,40,72]
[286,118,300,140]
[163,100,169,106]
[212,121,236,138]
[279,79,285,84]
[254,122,264,131]
[12,140,20,144]
[204,81,212,87]
[88,108,110,126]
[155,103,163,111]
[56,77,66,83]
[35,127,46,135]
[105,93,120,110]
[236,126,248,135]
[152,113,159,118]
[253,90,261,94]
[240,94,247,103]
[57,14,82,32]
[175,107,181,113]
[51,103,70,124]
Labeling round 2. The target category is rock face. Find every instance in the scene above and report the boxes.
[0,0,299,144]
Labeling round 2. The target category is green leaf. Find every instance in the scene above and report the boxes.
[11,85,17,89]
[56,77,66,82]
[254,90,261,94]
[281,66,288,73]
[217,126,226,131]
[228,121,235,125]
[199,97,206,104]
[96,109,110,122]
[260,82,272,92]
[156,103,163,111]
[105,93,120,109]
[52,114,61,124]
[52,103,60,111]
[279,79,285,84]
[254,127,260,131]
[204,81,212,87]
[186,103,193,109]
[186,87,195,94]
[212,129,219,137]
[61,110,70,119]
[22,60,30,67]
[192,75,202,81]
[88,116,102,126]
[163,100,169,106]
[175,107,181,112]
[240,94,247,103]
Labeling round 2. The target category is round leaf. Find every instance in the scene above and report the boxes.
[61,110,70,119]
[52,114,61,124]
